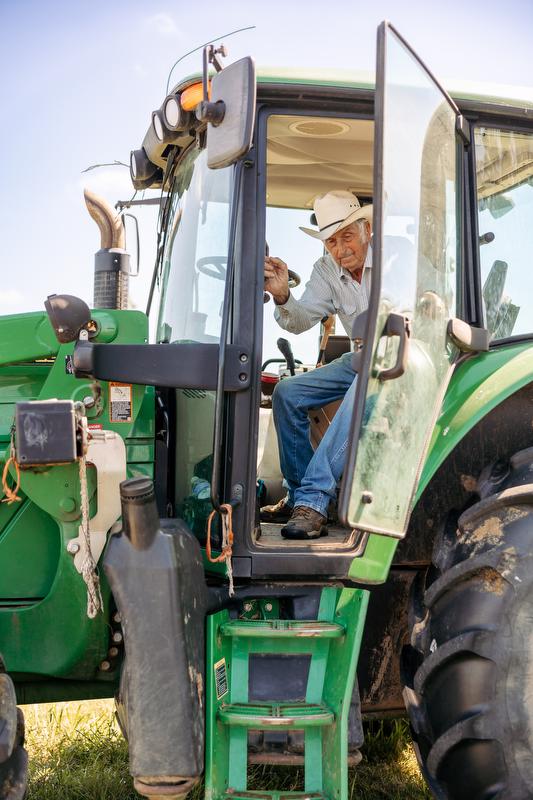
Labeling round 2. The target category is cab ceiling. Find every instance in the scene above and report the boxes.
[266,116,533,211]
[266,115,373,209]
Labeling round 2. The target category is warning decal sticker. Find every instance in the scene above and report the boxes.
[109,383,133,423]
[214,658,228,700]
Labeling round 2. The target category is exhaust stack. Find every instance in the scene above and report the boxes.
[84,189,130,309]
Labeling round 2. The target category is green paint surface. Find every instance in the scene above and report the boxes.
[0,308,154,689]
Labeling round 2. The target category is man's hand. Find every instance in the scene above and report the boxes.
[264,256,290,305]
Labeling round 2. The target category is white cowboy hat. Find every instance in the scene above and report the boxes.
[300,190,373,240]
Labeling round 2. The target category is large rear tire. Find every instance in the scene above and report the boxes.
[403,446,533,799]
[0,656,27,800]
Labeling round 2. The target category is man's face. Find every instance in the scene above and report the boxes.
[324,220,371,281]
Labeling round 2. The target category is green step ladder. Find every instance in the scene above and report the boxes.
[205,587,369,800]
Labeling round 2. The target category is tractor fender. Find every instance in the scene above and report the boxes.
[417,341,533,500]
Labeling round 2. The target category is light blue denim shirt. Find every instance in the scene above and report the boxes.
[274,246,372,337]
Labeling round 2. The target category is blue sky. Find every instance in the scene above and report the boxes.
[1,0,532,320]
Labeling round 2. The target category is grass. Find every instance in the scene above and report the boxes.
[23,701,431,800]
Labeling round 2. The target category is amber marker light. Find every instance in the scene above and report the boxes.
[180,82,210,111]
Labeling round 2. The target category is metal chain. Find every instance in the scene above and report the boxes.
[78,454,103,618]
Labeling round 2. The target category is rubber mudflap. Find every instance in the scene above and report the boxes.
[104,500,207,782]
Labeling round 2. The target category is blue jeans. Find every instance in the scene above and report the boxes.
[271,352,356,517]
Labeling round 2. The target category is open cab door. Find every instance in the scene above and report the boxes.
[340,22,463,540]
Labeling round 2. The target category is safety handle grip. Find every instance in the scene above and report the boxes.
[377,312,410,381]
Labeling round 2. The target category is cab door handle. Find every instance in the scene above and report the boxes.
[377,313,411,381]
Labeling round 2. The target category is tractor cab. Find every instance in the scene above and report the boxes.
[25,21,533,590]
[79,23,462,582]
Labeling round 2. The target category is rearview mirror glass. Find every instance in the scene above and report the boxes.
[207,57,256,170]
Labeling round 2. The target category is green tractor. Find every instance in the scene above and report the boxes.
[2,20,533,800]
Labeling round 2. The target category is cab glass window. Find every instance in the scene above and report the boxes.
[158,147,232,344]
[156,146,232,543]
[475,127,533,340]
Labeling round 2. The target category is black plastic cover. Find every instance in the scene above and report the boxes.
[44,294,92,343]
[15,400,77,465]
[72,341,251,390]
[104,494,207,781]
[447,317,490,353]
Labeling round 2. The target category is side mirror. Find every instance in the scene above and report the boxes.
[45,294,92,343]
[203,57,256,169]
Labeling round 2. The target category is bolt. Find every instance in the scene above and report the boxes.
[361,491,373,505]
[264,602,273,612]
[83,394,96,409]
[243,602,252,612]
[112,631,123,644]
[239,373,247,382]
[113,612,121,624]
[239,353,248,363]
[59,497,76,513]
[99,660,111,672]
[67,540,80,554]
[108,646,119,658]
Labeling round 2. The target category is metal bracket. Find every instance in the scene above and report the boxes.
[69,430,126,573]
[456,114,470,145]
[196,44,228,126]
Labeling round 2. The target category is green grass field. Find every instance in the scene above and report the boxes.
[23,700,431,800]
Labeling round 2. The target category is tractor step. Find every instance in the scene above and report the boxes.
[222,791,328,800]
[218,702,334,728]
[206,588,370,800]
[220,620,345,639]
[248,751,363,768]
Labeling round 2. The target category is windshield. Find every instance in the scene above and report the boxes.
[157,147,232,343]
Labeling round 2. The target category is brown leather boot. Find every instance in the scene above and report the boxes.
[281,506,328,540]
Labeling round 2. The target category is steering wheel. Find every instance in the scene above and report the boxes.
[288,269,301,288]
[263,268,301,304]
[197,254,301,305]
[196,256,227,281]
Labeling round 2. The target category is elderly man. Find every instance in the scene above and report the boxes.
[263,190,372,540]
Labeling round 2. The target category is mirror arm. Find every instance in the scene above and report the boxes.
[197,44,228,126]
